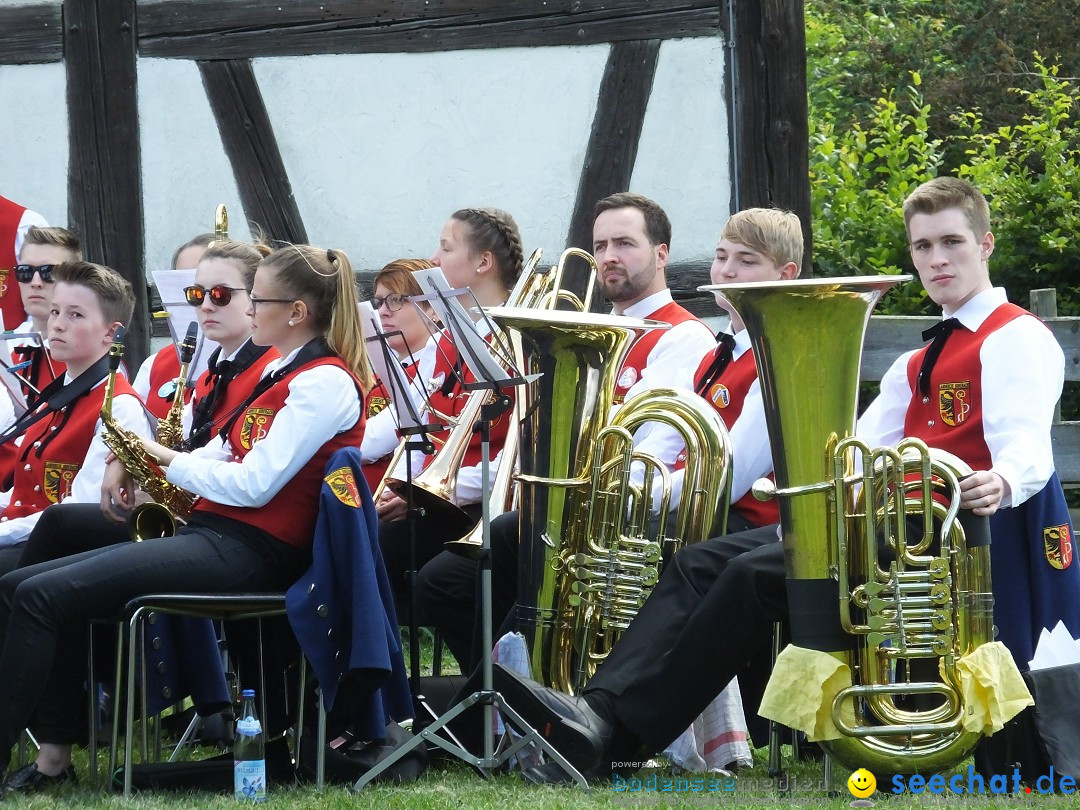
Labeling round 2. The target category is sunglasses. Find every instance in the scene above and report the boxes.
[14,264,57,284]
[184,285,247,307]
[372,293,411,313]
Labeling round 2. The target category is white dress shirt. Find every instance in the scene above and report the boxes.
[167,347,362,508]
[857,287,1063,508]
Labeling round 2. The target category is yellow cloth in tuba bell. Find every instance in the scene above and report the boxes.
[758,645,857,742]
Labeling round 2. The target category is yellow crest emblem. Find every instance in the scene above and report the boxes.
[937,381,971,426]
[325,466,361,508]
[43,461,79,504]
[1045,524,1074,570]
[239,407,276,450]
[367,395,390,418]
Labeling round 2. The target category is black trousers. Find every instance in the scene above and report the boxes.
[378,503,482,602]
[0,518,309,767]
[587,524,785,752]
[417,507,760,674]
[416,509,519,671]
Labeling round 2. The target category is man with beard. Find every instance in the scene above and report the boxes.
[416,192,715,675]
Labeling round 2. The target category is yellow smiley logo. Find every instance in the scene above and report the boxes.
[847,768,877,798]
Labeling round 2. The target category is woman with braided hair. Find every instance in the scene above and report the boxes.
[375,207,524,594]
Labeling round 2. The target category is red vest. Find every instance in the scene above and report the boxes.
[691,346,779,527]
[361,361,417,493]
[421,331,511,472]
[189,347,279,433]
[144,346,183,419]
[903,303,1028,470]
[0,195,28,330]
[613,300,701,404]
[196,356,366,548]
[1,376,138,521]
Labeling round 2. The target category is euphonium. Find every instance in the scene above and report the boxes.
[711,276,994,776]
[156,321,199,450]
[488,306,732,694]
[100,331,198,540]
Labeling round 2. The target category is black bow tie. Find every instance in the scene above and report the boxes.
[917,318,961,397]
[695,332,737,396]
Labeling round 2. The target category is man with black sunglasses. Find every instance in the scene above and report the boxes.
[7,227,82,408]
[0,194,48,331]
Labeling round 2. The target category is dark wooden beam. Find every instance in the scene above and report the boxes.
[563,40,662,311]
[0,4,63,64]
[137,0,719,59]
[727,0,812,276]
[65,0,150,368]
[198,60,308,245]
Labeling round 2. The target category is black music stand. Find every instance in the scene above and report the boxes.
[361,311,442,722]
[353,279,589,791]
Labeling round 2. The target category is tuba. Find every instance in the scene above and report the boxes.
[488,306,732,694]
[100,330,198,540]
[155,321,199,450]
[710,276,995,775]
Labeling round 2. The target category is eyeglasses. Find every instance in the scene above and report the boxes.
[184,285,247,307]
[372,293,410,312]
[248,294,297,310]
[14,264,57,284]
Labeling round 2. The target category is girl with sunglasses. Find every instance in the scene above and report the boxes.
[0,244,372,791]
[359,258,439,492]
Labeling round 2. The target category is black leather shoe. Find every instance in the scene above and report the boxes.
[493,663,611,777]
[3,762,77,794]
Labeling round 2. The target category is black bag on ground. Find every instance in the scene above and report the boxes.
[114,735,294,793]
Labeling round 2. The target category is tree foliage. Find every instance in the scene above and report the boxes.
[807,1,1080,318]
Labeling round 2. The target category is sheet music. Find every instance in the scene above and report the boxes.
[359,301,425,432]
[411,268,512,386]
[151,268,219,382]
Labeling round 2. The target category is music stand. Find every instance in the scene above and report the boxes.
[361,304,442,708]
[353,281,590,791]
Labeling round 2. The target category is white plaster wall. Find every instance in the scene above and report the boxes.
[0,61,69,226]
[254,46,607,267]
[4,32,730,277]
[139,58,251,273]
[633,36,730,263]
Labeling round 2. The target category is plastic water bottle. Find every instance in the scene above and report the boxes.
[234,689,266,802]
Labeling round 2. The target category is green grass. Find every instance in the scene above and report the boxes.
[7,633,1080,807]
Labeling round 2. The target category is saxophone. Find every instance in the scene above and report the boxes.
[100,329,198,539]
[156,322,200,449]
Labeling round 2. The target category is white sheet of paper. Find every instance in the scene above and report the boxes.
[359,301,424,432]
[411,268,511,386]
[151,268,220,382]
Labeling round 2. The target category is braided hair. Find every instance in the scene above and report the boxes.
[450,207,524,291]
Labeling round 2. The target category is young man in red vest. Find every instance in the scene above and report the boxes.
[0,195,48,330]
[6,227,83,409]
[493,177,1075,784]
[0,262,151,579]
[416,193,715,674]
